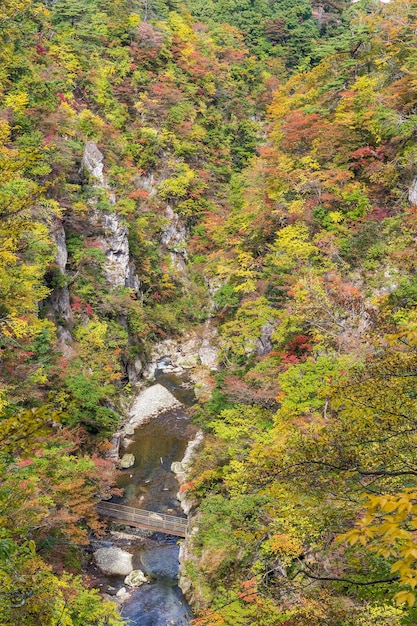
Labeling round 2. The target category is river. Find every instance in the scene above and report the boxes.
[103,365,197,625]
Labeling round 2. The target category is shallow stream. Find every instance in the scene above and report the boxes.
[116,367,196,625]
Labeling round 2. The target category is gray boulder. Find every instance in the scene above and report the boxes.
[120,453,135,469]
[94,547,133,576]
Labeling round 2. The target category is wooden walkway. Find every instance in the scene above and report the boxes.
[97,501,187,537]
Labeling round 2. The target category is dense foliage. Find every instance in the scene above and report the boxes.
[1,0,417,623]
[0,0,276,620]
[182,1,417,624]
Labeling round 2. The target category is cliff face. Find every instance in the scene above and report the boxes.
[48,220,74,352]
[82,142,136,291]
[44,142,143,382]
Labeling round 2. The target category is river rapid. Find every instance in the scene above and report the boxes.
[96,364,199,625]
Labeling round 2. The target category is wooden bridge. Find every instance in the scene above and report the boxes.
[97,501,188,537]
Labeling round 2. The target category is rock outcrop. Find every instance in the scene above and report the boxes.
[99,211,130,287]
[161,205,189,287]
[82,141,106,185]
[161,205,187,251]
[81,141,142,384]
[256,323,274,357]
[47,220,74,354]
[174,430,204,515]
[82,141,140,293]
[126,356,143,385]
[198,320,218,368]
[105,433,121,461]
[177,430,204,601]
[144,324,218,379]
[409,178,417,205]
[89,209,132,288]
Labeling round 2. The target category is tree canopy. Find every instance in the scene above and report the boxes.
[2,0,417,623]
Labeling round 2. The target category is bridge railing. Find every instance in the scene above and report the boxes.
[97,501,187,537]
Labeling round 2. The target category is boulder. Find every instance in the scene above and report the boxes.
[127,384,182,429]
[124,424,135,436]
[176,354,199,369]
[115,587,131,603]
[120,453,135,469]
[124,569,148,587]
[94,547,133,576]
[116,586,128,597]
[171,461,184,474]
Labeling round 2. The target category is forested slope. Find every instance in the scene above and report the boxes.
[1,0,417,624]
[0,0,269,620]
[184,1,417,624]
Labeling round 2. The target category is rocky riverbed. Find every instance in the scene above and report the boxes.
[92,361,206,625]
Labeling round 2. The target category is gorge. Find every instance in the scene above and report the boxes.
[2,1,417,625]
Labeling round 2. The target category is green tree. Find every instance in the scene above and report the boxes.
[0,540,125,626]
